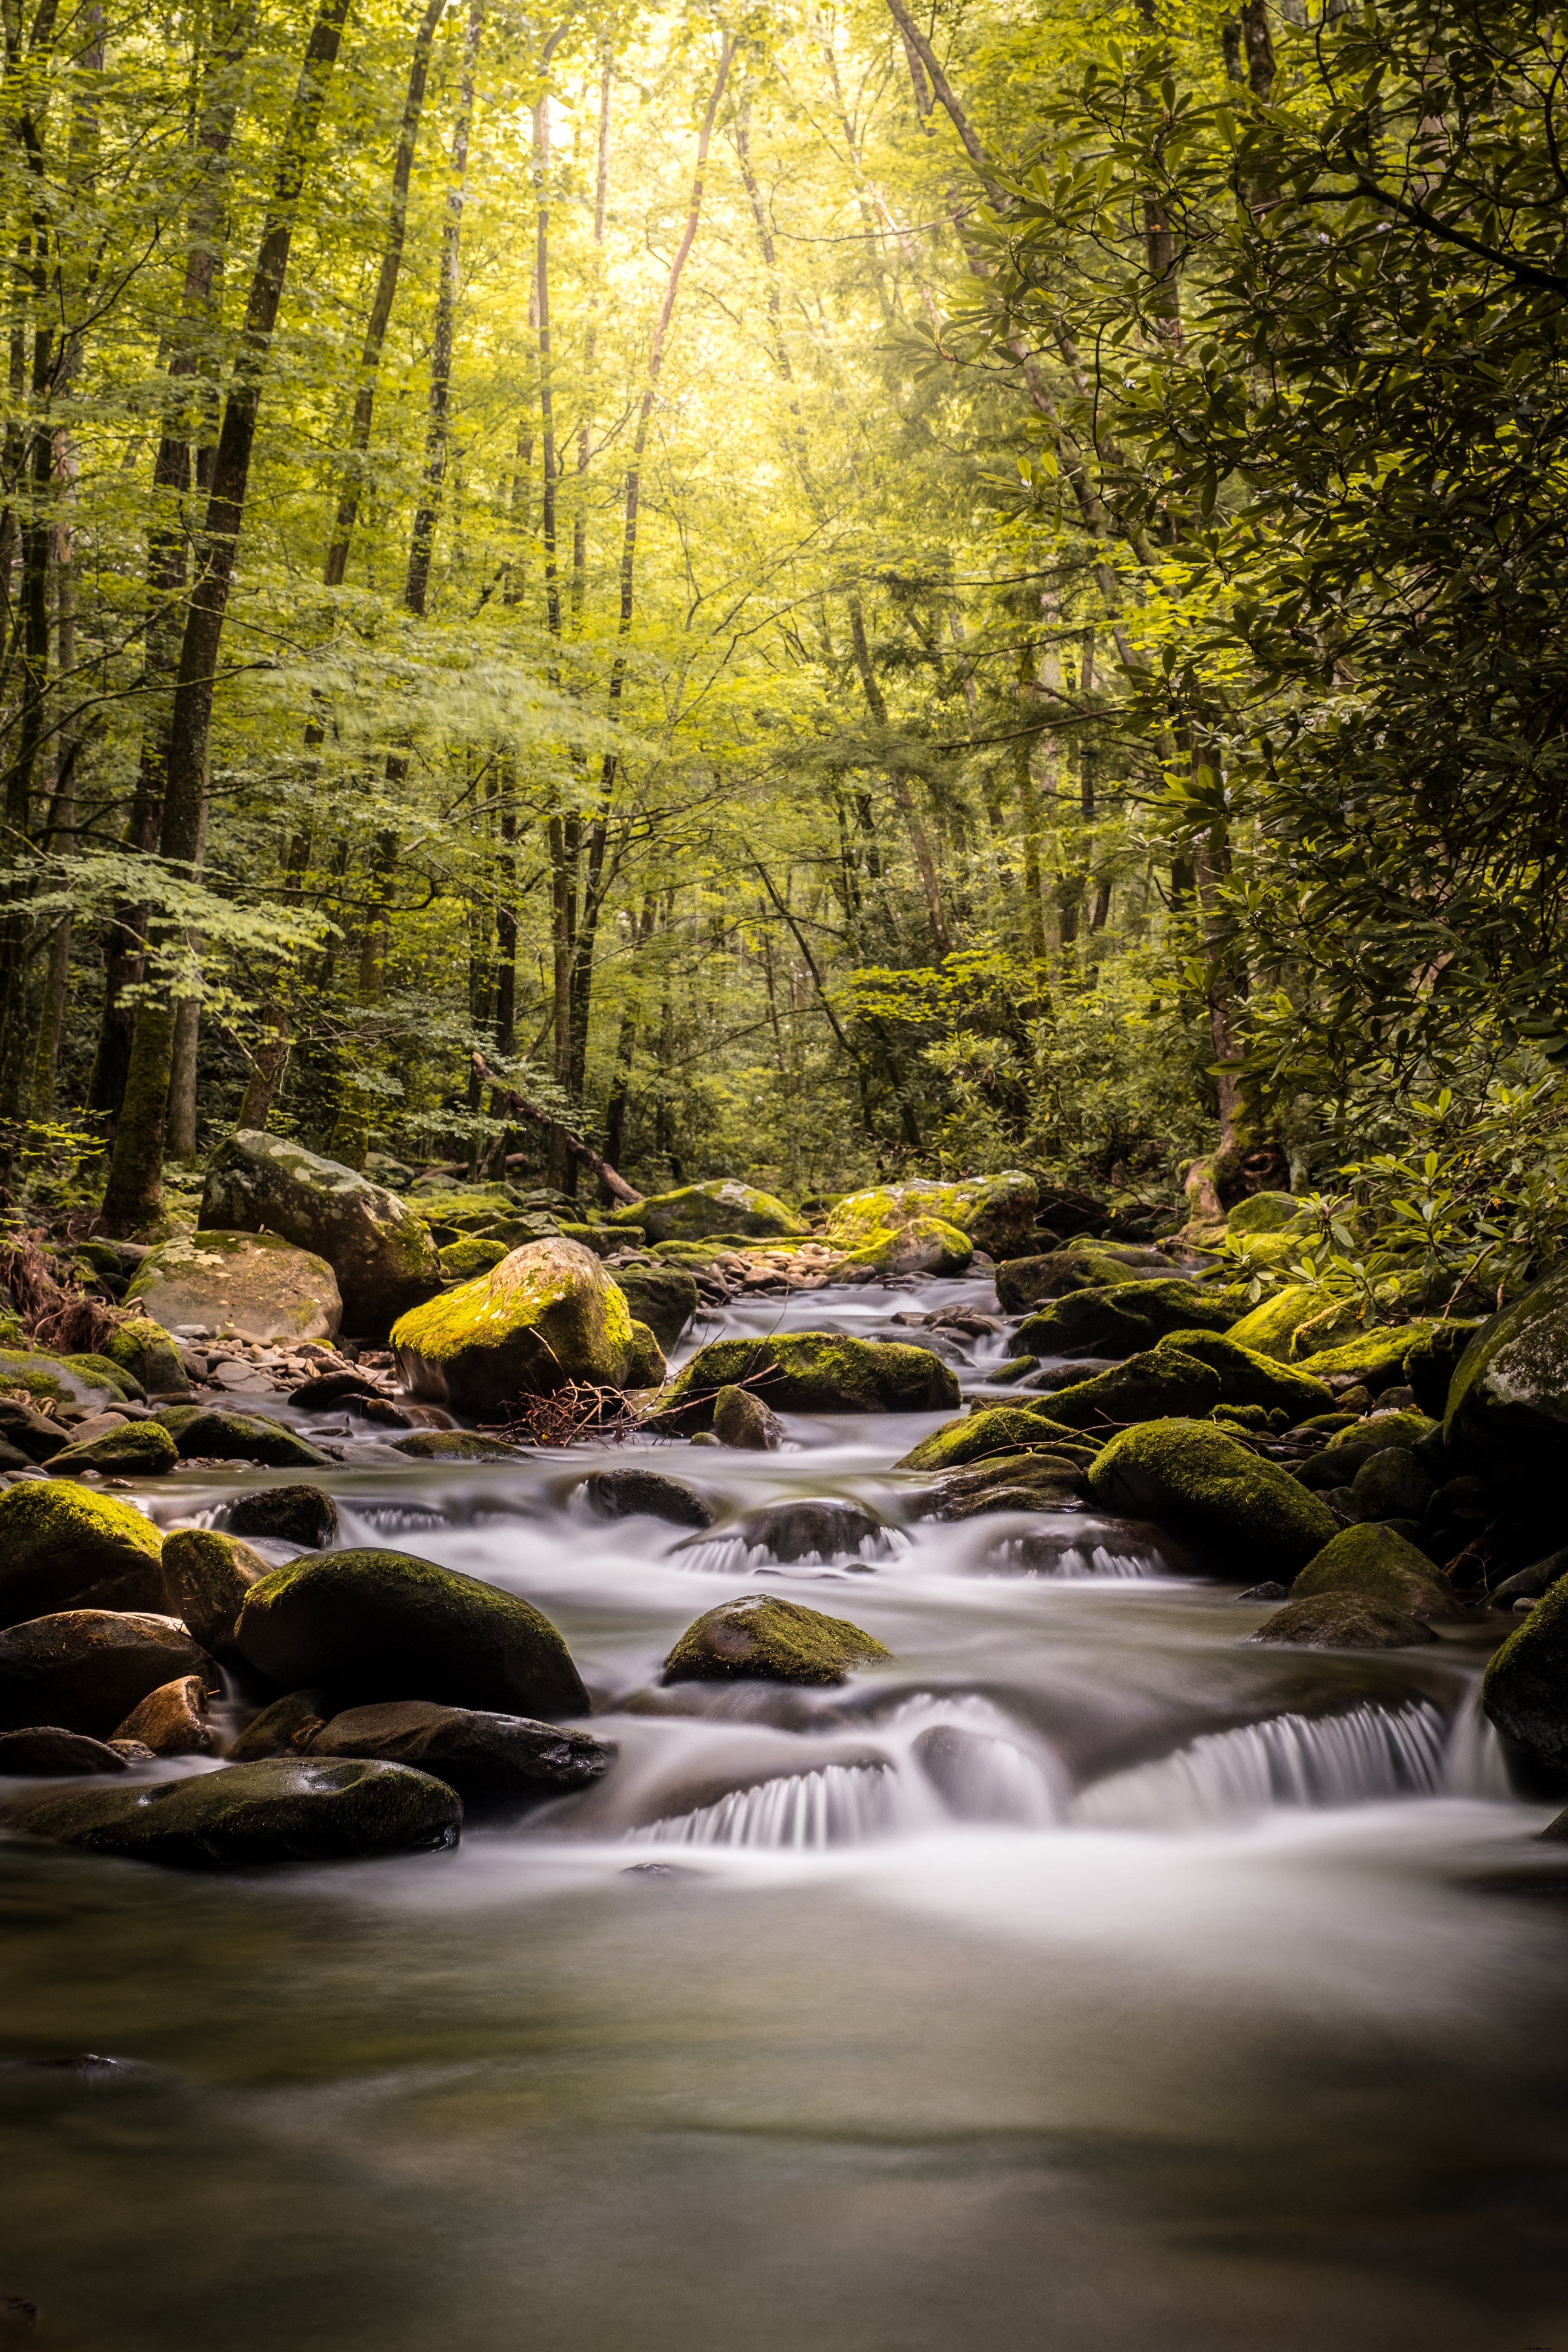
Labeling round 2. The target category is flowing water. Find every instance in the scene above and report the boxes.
[3,1276,1567,2350]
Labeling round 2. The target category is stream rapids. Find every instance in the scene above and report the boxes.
[3,1271,1567,2350]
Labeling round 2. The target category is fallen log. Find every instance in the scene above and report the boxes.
[470,1055,644,1206]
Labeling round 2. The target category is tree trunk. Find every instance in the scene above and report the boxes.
[403,0,481,618]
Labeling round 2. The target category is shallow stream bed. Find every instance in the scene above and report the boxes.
[3,1276,1566,2350]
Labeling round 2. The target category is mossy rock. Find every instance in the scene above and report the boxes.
[994,1250,1147,1312]
[579,1468,713,1528]
[201,1130,444,1337]
[662,1593,890,1686]
[1226,1191,1310,1236]
[309,1700,613,1808]
[1325,1407,1436,1455]
[1026,1349,1221,1432]
[1213,1403,1283,1433]
[126,1230,343,1344]
[60,1352,144,1402]
[1291,1522,1465,1619]
[175,1410,331,1469]
[1349,1446,1435,1520]
[610,1260,699,1351]
[608,1179,798,1242]
[624,1320,666,1388]
[836,1215,973,1276]
[159,1527,271,1656]
[1404,1321,1484,1418]
[825,1172,1036,1258]
[0,1610,214,1736]
[100,1317,190,1397]
[1250,1593,1437,1649]
[1303,1325,1438,1384]
[233,1546,590,1720]
[918,1453,1087,1520]
[389,1430,520,1461]
[556,1222,647,1259]
[987,1354,1038,1386]
[1152,1329,1333,1420]
[895,1404,1078,1473]
[45,1420,178,1479]
[1483,1566,1568,1773]
[225,1485,339,1549]
[1017,1279,1232,1360]
[1446,1262,1568,1490]
[438,1235,511,1280]
[1225,1285,1362,1362]
[2,1755,461,1868]
[711,1383,784,1450]
[647,1332,960,1428]
[1089,1418,1337,1576]
[0,1349,125,1410]
[0,1480,165,1628]
[391,1238,639,1413]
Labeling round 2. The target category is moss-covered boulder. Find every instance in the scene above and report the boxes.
[100,1317,190,1398]
[1483,1570,1568,1772]
[0,1399,69,1462]
[1017,1279,1232,1360]
[126,1230,342,1343]
[1349,1446,1434,1521]
[438,1235,510,1280]
[647,1332,960,1428]
[200,1130,444,1336]
[609,1260,699,1350]
[1227,1191,1310,1236]
[1291,1523,1465,1619]
[0,1481,165,1627]
[712,1383,784,1450]
[662,1593,890,1685]
[0,1349,126,1410]
[174,1410,331,1469]
[391,1238,638,1412]
[918,1453,1087,1519]
[994,1249,1150,1313]
[1445,1262,1568,1489]
[608,1179,798,1242]
[896,1404,1084,1472]
[825,1172,1037,1258]
[225,1485,339,1550]
[1302,1325,1438,1384]
[1027,1349,1221,1432]
[1089,1419,1337,1576]
[556,1221,647,1258]
[389,1430,519,1461]
[233,1546,590,1719]
[1250,1592,1437,1648]
[1404,1321,1484,1418]
[227,1688,332,1761]
[0,1610,214,1735]
[1225,1286,1364,1362]
[578,1467,713,1528]
[2,1754,461,1868]
[1151,1330,1333,1420]
[624,1320,666,1388]
[1326,1407,1437,1457]
[61,1352,144,1401]
[835,1215,974,1276]
[310,1700,612,1808]
[159,1527,270,1657]
[45,1419,178,1479]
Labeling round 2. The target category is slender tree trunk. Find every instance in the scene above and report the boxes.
[846,593,948,948]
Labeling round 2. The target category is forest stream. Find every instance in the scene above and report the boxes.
[3,1267,1565,2352]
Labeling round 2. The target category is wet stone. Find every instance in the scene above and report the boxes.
[227,1688,334,1761]
[0,1612,216,1738]
[309,1700,613,1808]
[711,1384,784,1450]
[224,1484,340,1550]
[579,1469,714,1529]
[663,1593,890,1686]
[0,1727,130,1776]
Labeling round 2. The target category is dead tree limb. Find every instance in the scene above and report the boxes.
[470,1054,644,1204]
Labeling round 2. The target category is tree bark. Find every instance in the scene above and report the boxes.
[403,0,481,618]
[471,1053,641,1201]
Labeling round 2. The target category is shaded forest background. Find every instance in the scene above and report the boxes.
[1,0,1564,1262]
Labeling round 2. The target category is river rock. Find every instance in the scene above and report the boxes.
[101,1316,191,1399]
[390,1430,520,1461]
[200,1130,444,1337]
[1089,1419,1337,1576]
[224,1484,339,1549]
[609,1179,799,1242]
[227,1687,334,1760]
[0,1611,214,1736]
[45,1420,178,1479]
[994,1248,1153,1311]
[896,1405,1076,1472]
[648,1333,960,1427]
[391,1237,640,1411]
[624,1320,667,1387]
[1027,1349,1222,1432]
[694,1498,884,1564]
[0,1347,129,1411]
[578,1468,713,1528]
[1291,1523,1467,1619]
[662,1594,890,1685]
[438,1235,511,1280]
[711,1384,783,1450]
[826,1172,1036,1259]
[1349,1445,1434,1521]
[0,1481,165,1627]
[110,1672,214,1756]
[309,1700,612,1807]
[919,1453,1087,1519]
[1150,1330,1333,1420]
[0,1727,131,1775]
[1483,1570,1568,1773]
[2,1755,461,1868]
[1017,1280,1233,1359]
[1222,1286,1366,1362]
[609,1260,699,1350]
[125,1230,343,1344]
[835,1215,973,1276]
[173,1410,331,1469]
[1227,1191,1309,1236]
[159,1527,270,1657]
[1402,1321,1483,1418]
[233,1547,591,1720]
[1249,1593,1437,1648]
[0,1399,69,1462]
[1446,1262,1568,1490]
[1491,1549,1568,1611]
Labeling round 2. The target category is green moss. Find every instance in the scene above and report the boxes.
[175,1410,331,1468]
[60,1351,144,1401]
[1304,1325,1437,1381]
[46,1420,178,1477]
[0,1479,164,1627]
[390,1430,521,1460]
[1152,1329,1334,1419]
[1326,1407,1436,1452]
[1213,1403,1283,1432]
[101,1318,189,1396]
[836,1214,973,1275]
[610,1261,698,1350]
[1089,1417,1337,1575]
[0,1349,122,1408]
[1483,1562,1568,1770]
[1226,1191,1309,1235]
[648,1332,960,1426]
[159,1527,269,1654]
[1023,1348,1221,1430]
[438,1235,511,1279]
[825,1171,1036,1256]
[1017,1279,1233,1358]
[662,1592,890,1685]
[919,1453,1087,1520]
[126,1230,342,1343]
[557,1222,646,1257]
[988,1355,1038,1385]
[392,1237,637,1410]
[609,1179,798,1241]
[895,1405,1079,1472]
[1291,1522,1464,1618]
[1250,1593,1436,1649]
[623,1320,666,1387]
[1447,1262,1568,1488]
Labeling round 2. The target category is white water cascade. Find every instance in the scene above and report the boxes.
[626,1762,900,1849]
[1073,1700,1451,1831]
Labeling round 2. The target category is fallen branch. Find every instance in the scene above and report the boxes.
[470,1055,643,1205]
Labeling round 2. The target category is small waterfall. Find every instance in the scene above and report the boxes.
[1443,1689,1514,1798]
[671,1527,909,1575]
[628,1762,899,1849]
[343,1504,450,1537]
[1073,1701,1449,1831]
[983,1534,1161,1579]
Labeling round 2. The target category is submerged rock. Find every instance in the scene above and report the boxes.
[201,1130,444,1336]
[2,1755,461,1868]
[1291,1523,1467,1619]
[649,1332,959,1427]
[0,1481,165,1627]
[579,1468,713,1528]
[125,1230,343,1344]
[663,1594,890,1685]
[0,1611,214,1736]
[391,1238,640,1412]
[1017,1280,1232,1360]
[1029,1349,1221,1432]
[1250,1592,1438,1648]
[45,1420,178,1480]
[233,1546,591,1720]
[0,1726,132,1776]
[687,1498,884,1564]
[224,1484,340,1550]
[309,1700,612,1807]
[711,1384,784,1450]
[110,1672,214,1756]
[609,1260,700,1351]
[173,1410,332,1470]
[159,1527,270,1658]
[1089,1418,1337,1577]
[608,1179,799,1242]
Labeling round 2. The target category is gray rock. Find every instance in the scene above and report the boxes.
[201,1130,444,1337]
[712,1384,784,1450]
[224,1484,340,1550]
[0,1726,131,1776]
[1446,1262,1568,1488]
[309,1699,613,1807]
[0,1611,215,1736]
[663,1593,891,1685]
[125,1230,343,1344]
[1491,1549,1568,1611]
[173,1410,331,1469]
[579,1469,713,1528]
[1249,1592,1437,1648]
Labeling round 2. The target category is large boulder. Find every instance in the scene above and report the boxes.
[1017,1279,1232,1359]
[608,1179,799,1242]
[172,1409,331,1469]
[0,1726,131,1776]
[112,1672,215,1756]
[825,1173,1036,1259]
[1250,1593,1436,1649]
[100,1317,191,1398]
[1225,1285,1365,1362]
[609,1260,699,1350]
[125,1230,341,1343]
[391,1238,638,1412]
[1446,1262,1568,1490]
[1227,1191,1310,1236]
[309,1700,612,1808]
[646,1332,960,1428]
[233,1547,590,1720]
[45,1420,178,1479]
[994,1248,1152,1312]
[1484,1570,1568,1775]
[200,1130,444,1337]
[577,1468,713,1528]
[1301,1325,1438,1387]
[0,1398,70,1462]
[1089,1419,1337,1576]
[0,1481,165,1626]
[1026,1349,1221,1431]
[662,1594,890,1686]
[1150,1330,1333,1421]
[896,1404,1090,1472]
[159,1527,271,1658]
[224,1485,339,1550]
[834,1216,973,1276]
[0,1611,214,1735]
[1291,1523,1466,1619]
[2,1755,461,1868]
[0,1348,128,1411]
